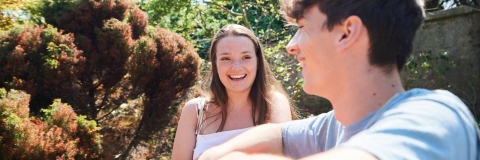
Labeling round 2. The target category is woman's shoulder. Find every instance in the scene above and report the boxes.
[268,90,294,122]
[181,97,204,115]
[269,90,289,104]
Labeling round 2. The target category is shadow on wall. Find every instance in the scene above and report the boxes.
[404,6,480,121]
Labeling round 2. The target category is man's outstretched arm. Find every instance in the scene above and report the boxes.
[198,123,285,160]
[214,148,377,160]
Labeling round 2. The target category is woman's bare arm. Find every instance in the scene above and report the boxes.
[172,99,199,160]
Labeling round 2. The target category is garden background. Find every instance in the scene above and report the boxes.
[0,0,479,159]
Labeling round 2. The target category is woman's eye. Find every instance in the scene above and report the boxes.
[220,57,230,61]
[243,56,251,60]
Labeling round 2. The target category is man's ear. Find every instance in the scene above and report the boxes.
[336,16,364,52]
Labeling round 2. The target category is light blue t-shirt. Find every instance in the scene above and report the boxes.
[282,88,480,159]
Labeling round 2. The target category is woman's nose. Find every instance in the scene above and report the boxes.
[231,59,242,69]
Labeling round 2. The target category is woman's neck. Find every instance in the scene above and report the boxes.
[225,89,252,110]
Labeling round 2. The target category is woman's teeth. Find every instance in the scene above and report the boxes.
[229,74,246,79]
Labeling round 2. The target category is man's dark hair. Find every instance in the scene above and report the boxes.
[281,0,425,73]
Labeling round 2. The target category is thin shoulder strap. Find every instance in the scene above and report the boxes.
[195,98,206,135]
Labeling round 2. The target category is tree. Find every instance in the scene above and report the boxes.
[0,88,103,159]
[138,0,191,26]
[0,0,42,30]
[1,0,200,158]
[0,24,86,113]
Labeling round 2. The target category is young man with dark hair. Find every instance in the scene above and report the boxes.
[198,0,480,159]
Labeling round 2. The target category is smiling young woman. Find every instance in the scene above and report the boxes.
[171,24,297,160]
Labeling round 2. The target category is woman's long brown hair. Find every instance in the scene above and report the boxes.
[203,24,297,133]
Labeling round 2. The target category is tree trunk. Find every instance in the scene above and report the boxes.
[120,116,146,160]
[238,0,252,30]
[89,87,98,119]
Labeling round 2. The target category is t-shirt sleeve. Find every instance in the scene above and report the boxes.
[340,100,478,160]
[282,117,317,158]
[282,112,342,159]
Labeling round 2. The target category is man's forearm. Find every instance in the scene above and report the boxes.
[230,123,284,154]
[199,123,285,160]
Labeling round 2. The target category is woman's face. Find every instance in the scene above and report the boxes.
[215,35,258,94]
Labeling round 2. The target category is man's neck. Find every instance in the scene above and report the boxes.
[329,67,405,126]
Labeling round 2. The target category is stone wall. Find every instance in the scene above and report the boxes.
[405,6,480,120]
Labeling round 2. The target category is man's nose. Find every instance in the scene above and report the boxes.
[286,32,299,55]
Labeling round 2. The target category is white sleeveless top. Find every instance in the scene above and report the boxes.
[192,98,252,160]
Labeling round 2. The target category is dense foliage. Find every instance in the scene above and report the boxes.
[0,24,85,113]
[0,88,103,159]
[0,0,42,30]
[1,0,200,158]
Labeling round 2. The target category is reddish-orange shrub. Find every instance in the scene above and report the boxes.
[1,0,200,158]
[0,89,104,159]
